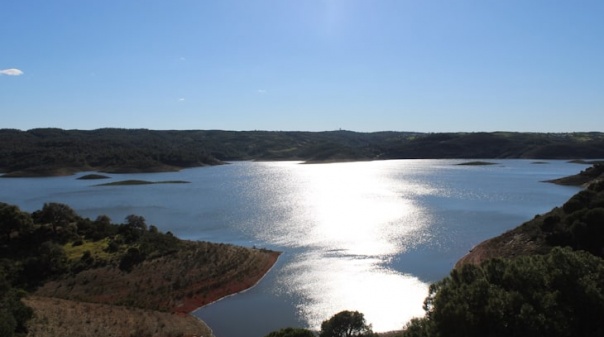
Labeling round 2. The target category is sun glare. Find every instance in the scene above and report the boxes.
[270,161,431,331]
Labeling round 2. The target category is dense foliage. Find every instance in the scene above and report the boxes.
[0,273,32,337]
[0,202,181,335]
[403,248,604,337]
[2,128,604,176]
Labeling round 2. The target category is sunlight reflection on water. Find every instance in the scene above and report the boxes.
[249,161,434,331]
[0,159,586,335]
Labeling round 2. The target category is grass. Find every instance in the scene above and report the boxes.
[31,240,279,337]
[36,241,280,313]
[24,296,213,337]
[63,239,113,262]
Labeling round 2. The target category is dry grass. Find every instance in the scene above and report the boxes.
[30,240,279,337]
[36,241,279,313]
[24,296,213,337]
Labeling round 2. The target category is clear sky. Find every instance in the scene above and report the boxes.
[1,1,603,132]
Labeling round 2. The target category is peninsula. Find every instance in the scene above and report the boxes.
[0,202,279,337]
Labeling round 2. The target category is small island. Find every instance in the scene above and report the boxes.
[456,161,498,166]
[95,179,191,186]
[77,173,111,180]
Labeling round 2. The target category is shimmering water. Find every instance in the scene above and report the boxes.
[0,160,585,336]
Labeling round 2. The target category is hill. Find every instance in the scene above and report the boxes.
[0,202,279,337]
[544,162,604,186]
[2,129,604,176]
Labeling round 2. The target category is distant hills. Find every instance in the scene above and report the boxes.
[1,128,604,176]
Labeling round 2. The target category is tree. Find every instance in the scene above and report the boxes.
[412,247,604,337]
[0,272,33,336]
[264,327,316,337]
[0,203,33,243]
[320,311,375,337]
[37,202,77,233]
[118,215,147,243]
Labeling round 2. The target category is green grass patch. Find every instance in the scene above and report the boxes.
[64,239,113,262]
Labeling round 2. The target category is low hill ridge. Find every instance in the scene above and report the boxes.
[2,129,604,176]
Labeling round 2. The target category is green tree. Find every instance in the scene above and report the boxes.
[413,247,604,337]
[0,203,33,243]
[119,247,145,272]
[264,327,316,337]
[320,311,375,337]
[37,202,77,233]
[0,272,33,337]
[20,241,68,287]
[119,215,147,243]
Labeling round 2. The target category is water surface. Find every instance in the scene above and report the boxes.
[0,160,585,336]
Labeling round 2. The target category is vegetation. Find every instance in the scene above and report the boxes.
[0,201,278,337]
[264,327,316,337]
[545,162,604,186]
[0,273,32,337]
[95,179,190,186]
[77,173,110,180]
[402,248,604,337]
[23,296,212,337]
[319,310,376,337]
[456,161,497,166]
[2,129,604,176]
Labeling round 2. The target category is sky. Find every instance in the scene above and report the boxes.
[1,1,603,132]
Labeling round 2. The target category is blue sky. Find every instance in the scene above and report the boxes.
[1,1,603,132]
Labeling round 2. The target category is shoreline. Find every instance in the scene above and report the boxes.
[28,238,281,337]
[174,250,281,314]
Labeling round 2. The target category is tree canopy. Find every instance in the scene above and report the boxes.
[319,310,376,337]
[404,247,604,337]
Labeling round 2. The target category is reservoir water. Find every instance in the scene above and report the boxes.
[0,160,586,336]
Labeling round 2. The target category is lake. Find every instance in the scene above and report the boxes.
[0,159,586,337]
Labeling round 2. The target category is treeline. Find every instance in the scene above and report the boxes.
[2,128,604,176]
[0,128,221,176]
[0,202,181,336]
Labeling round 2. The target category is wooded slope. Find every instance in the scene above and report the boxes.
[2,129,603,176]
